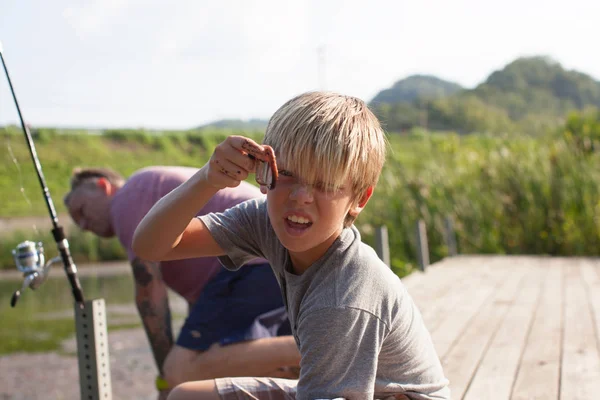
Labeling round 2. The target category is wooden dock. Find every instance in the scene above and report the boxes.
[402,255,600,400]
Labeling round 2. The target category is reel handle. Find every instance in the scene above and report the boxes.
[9,271,38,307]
[10,291,20,307]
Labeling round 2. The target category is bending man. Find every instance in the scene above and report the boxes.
[64,166,300,400]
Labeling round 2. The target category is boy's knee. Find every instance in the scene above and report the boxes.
[166,382,197,400]
[163,346,199,387]
[167,381,220,400]
[163,344,225,387]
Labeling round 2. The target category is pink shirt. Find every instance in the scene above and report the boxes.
[109,166,265,304]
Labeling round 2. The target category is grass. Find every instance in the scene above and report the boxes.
[2,125,600,355]
[358,130,600,276]
[0,273,185,355]
[2,126,600,278]
[0,127,263,217]
[0,317,142,355]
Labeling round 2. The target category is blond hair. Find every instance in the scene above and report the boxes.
[264,91,387,227]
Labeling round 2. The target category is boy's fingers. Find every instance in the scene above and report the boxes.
[211,158,249,181]
[215,160,248,180]
[229,136,270,161]
[214,138,256,172]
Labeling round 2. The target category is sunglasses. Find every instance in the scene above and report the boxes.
[249,147,278,190]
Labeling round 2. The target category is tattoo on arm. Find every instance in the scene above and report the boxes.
[132,258,155,286]
[142,296,174,373]
[131,257,174,374]
[137,299,158,318]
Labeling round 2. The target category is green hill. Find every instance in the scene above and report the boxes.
[370,75,463,105]
[470,56,600,119]
[371,56,600,134]
[197,118,268,131]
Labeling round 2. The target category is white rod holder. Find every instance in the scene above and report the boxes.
[74,299,113,400]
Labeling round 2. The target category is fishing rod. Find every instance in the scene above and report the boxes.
[0,40,84,307]
[1,40,113,400]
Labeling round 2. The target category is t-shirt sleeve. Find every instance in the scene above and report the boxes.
[296,307,387,400]
[198,198,269,270]
[111,187,157,262]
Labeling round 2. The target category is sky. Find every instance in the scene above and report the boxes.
[0,0,598,130]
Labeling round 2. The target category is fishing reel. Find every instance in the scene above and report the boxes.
[10,240,61,307]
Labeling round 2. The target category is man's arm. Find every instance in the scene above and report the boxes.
[131,257,174,376]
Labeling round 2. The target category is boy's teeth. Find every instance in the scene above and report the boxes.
[288,215,310,224]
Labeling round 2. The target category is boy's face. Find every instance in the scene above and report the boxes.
[266,162,370,272]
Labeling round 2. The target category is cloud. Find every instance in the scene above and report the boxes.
[149,1,311,63]
[62,0,140,39]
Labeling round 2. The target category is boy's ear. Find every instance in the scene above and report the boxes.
[96,177,114,196]
[349,186,374,217]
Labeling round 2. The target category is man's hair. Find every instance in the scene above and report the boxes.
[263,91,387,227]
[64,167,125,205]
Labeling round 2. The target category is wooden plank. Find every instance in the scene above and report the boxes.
[404,258,504,361]
[402,262,467,296]
[430,257,514,358]
[403,255,503,293]
[402,258,477,306]
[510,259,562,400]
[401,257,466,290]
[463,263,543,400]
[441,262,530,399]
[561,259,600,398]
[419,260,503,334]
[581,259,600,357]
[401,256,600,399]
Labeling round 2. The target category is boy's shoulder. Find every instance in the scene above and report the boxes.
[333,226,401,284]
[302,227,409,321]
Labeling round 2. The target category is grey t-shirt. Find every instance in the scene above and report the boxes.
[199,198,450,400]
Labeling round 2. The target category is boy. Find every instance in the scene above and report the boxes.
[133,92,450,399]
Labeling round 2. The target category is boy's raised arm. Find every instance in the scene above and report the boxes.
[132,168,220,261]
[132,136,270,262]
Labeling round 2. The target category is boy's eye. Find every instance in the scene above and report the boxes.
[278,169,294,177]
[314,181,337,192]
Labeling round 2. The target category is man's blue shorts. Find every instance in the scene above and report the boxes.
[176,263,291,351]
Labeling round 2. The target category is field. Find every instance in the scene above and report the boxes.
[1,126,599,277]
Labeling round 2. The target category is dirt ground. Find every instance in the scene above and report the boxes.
[0,264,187,400]
[0,214,176,400]
[0,327,161,400]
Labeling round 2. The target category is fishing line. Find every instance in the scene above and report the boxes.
[6,140,39,233]
[0,40,85,306]
[0,54,39,237]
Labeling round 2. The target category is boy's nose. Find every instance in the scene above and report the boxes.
[289,183,314,203]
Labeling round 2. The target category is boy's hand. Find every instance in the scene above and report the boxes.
[204,135,271,190]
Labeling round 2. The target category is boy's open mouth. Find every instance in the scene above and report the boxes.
[285,215,313,231]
